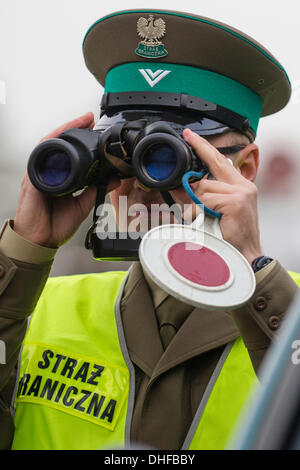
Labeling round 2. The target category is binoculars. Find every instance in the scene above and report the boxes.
[27,107,234,196]
[26,96,250,261]
[27,87,251,196]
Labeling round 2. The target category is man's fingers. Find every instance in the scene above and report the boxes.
[197,192,230,214]
[192,179,234,197]
[75,185,97,219]
[182,128,240,183]
[40,112,95,142]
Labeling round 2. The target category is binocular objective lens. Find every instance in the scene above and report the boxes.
[39,151,72,186]
[143,144,177,182]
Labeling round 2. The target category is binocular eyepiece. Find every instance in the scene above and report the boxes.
[27,114,206,196]
[28,128,106,196]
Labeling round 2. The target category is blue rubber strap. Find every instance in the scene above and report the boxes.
[182,171,222,220]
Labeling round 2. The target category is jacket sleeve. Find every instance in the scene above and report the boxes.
[0,219,56,449]
[231,260,299,373]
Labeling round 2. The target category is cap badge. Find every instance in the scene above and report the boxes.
[135,15,168,59]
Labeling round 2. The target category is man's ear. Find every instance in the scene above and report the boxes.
[235,144,259,182]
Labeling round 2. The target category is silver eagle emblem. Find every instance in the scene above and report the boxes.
[137,16,166,46]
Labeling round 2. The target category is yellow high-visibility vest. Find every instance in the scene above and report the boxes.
[13,269,298,450]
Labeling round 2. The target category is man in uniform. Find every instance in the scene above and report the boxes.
[0,10,299,450]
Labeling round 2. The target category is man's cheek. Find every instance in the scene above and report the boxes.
[110,179,135,202]
[118,179,136,194]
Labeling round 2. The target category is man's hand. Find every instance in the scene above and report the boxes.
[14,112,120,248]
[173,128,263,265]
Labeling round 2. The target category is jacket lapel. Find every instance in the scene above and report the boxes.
[120,262,164,377]
[151,307,240,383]
[120,262,240,381]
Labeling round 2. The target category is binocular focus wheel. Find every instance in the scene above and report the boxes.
[139,224,256,311]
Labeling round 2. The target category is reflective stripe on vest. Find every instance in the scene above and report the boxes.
[185,337,258,450]
[12,270,300,450]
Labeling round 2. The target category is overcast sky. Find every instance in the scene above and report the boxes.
[1,0,300,271]
[1,0,300,160]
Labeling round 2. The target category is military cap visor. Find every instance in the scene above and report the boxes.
[82,9,291,137]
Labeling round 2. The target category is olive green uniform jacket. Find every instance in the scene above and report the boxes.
[0,220,298,449]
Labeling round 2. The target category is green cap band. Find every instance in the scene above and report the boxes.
[105,62,263,134]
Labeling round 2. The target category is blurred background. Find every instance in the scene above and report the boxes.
[1,0,300,276]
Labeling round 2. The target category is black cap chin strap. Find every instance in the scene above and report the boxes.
[100,92,253,141]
